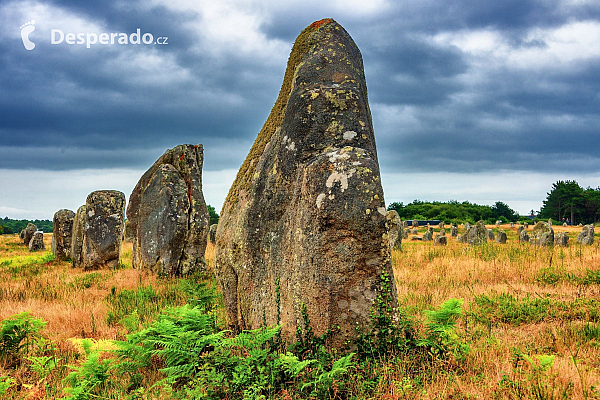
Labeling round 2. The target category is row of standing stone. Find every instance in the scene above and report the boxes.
[384,218,595,248]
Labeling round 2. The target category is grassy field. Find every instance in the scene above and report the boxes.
[0,223,599,399]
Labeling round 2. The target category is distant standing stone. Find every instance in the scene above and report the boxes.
[412,219,419,228]
[28,231,45,252]
[23,223,37,246]
[519,229,530,243]
[563,222,567,227]
[82,190,125,270]
[451,225,458,237]
[386,210,402,250]
[209,224,218,245]
[510,222,515,228]
[464,222,471,231]
[412,227,418,234]
[554,232,569,247]
[466,220,487,245]
[402,228,409,239]
[548,218,552,226]
[530,221,554,247]
[127,144,209,276]
[51,209,75,261]
[438,221,445,230]
[576,224,594,245]
[19,229,25,239]
[524,222,529,229]
[71,205,86,268]
[487,229,495,241]
[422,229,433,241]
[434,233,447,246]
[495,230,507,244]
[496,220,502,226]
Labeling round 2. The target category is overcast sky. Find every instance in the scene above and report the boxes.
[1,0,599,220]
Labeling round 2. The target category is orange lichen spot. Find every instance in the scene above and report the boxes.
[179,153,185,161]
[310,18,334,29]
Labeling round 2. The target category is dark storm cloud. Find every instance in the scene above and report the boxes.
[1,0,600,177]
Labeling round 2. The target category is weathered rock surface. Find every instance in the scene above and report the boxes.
[519,229,530,243]
[209,224,218,245]
[123,220,134,242]
[466,220,487,245]
[71,205,86,268]
[386,210,402,250]
[434,232,447,246]
[577,224,595,245]
[495,230,507,244]
[127,145,209,276]
[51,209,75,261]
[496,220,502,226]
[82,190,125,270]
[23,223,37,246]
[402,228,409,239]
[530,221,554,247]
[412,219,419,228]
[451,225,458,237]
[464,222,471,231]
[422,229,433,241]
[214,19,396,348]
[411,227,418,234]
[411,236,423,241]
[29,231,45,251]
[438,222,445,229]
[554,232,569,247]
[19,229,25,239]
[487,229,495,241]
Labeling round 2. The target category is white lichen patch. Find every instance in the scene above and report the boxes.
[316,193,326,209]
[282,135,296,151]
[343,130,357,140]
[377,207,387,216]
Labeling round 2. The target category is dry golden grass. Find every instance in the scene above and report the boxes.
[1,223,599,399]
[392,223,600,399]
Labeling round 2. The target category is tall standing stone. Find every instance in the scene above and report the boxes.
[487,229,495,241]
[52,209,75,261]
[82,190,125,270]
[214,19,396,348]
[451,225,458,237]
[23,223,37,246]
[71,205,86,268]
[386,210,402,250]
[554,232,569,247]
[412,219,419,228]
[127,145,209,276]
[28,231,45,252]
[209,224,218,245]
[466,220,487,245]
[495,230,507,244]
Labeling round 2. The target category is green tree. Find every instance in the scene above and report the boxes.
[540,181,585,224]
[584,187,600,224]
[491,201,519,222]
[207,204,219,225]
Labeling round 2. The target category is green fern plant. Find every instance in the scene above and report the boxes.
[63,339,115,400]
[0,312,46,367]
[418,298,470,361]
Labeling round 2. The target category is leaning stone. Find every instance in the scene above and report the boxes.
[19,229,25,239]
[530,221,554,247]
[28,231,45,252]
[434,233,447,246]
[386,210,402,250]
[71,205,86,268]
[127,144,209,276]
[467,220,487,245]
[487,229,495,241]
[412,227,418,234]
[23,223,37,246]
[214,19,397,349]
[554,232,569,247]
[577,224,595,245]
[51,209,75,261]
[209,224,218,245]
[82,190,125,270]
[451,225,458,237]
[495,230,507,244]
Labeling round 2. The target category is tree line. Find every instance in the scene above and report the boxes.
[538,181,600,225]
[387,200,521,225]
[1,217,53,234]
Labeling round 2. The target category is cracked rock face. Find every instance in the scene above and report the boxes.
[530,221,554,247]
[52,209,75,261]
[127,144,209,276]
[82,190,125,270]
[71,205,86,268]
[23,223,37,246]
[215,19,396,349]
